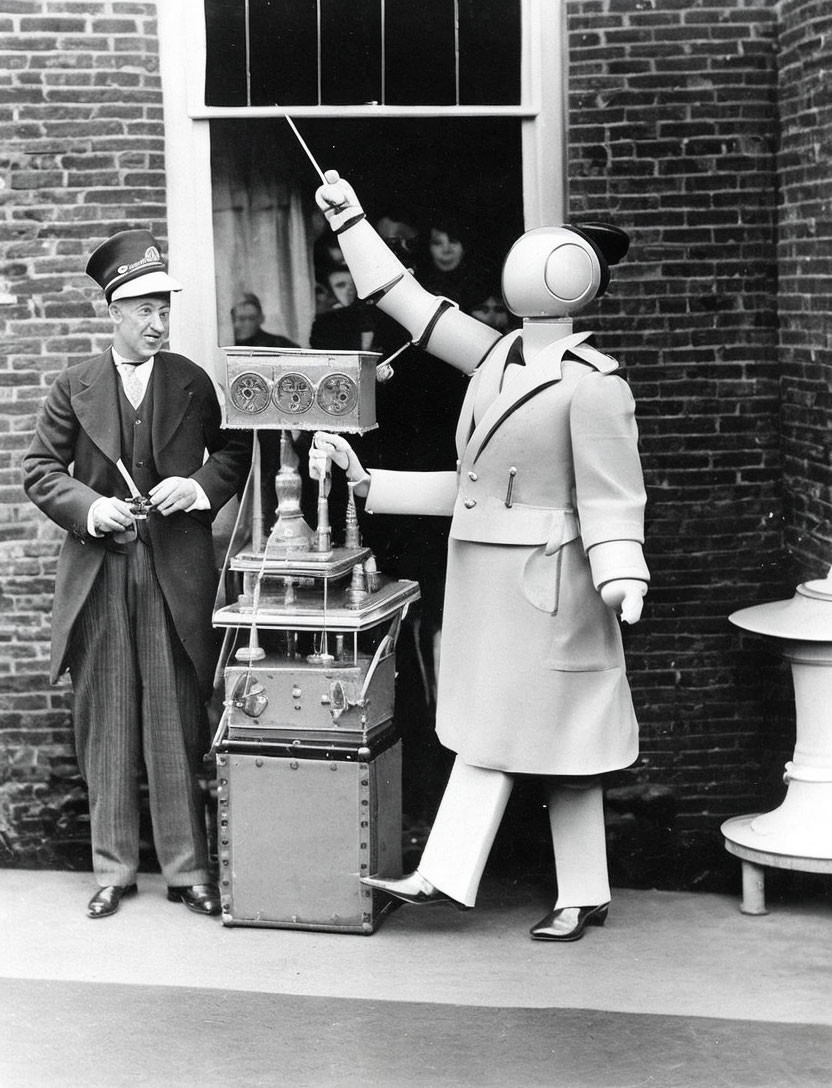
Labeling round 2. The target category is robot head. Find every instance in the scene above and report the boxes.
[501,222,629,318]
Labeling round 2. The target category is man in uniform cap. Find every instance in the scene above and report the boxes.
[24,229,251,919]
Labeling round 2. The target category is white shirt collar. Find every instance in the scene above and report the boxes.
[112,347,155,370]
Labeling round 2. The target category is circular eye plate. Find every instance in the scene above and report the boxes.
[317,372,358,416]
[230,371,270,414]
[272,372,315,414]
[545,243,594,302]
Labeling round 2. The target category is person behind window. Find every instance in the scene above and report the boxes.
[420,216,481,314]
[231,292,298,348]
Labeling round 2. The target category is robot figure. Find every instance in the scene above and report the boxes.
[311,172,649,941]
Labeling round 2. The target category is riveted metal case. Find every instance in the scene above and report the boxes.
[216,730,402,934]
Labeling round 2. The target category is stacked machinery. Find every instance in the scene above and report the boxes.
[211,346,419,934]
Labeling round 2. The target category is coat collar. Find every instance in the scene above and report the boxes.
[457,330,592,464]
[72,349,195,465]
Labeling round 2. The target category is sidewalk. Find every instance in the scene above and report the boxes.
[2,868,831,1087]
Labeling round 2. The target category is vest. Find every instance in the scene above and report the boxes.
[117,373,158,541]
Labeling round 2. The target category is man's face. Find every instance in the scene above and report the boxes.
[110,294,171,360]
[471,294,509,331]
[328,269,357,308]
[232,303,262,342]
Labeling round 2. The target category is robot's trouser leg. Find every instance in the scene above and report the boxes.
[419,756,512,908]
[545,777,611,909]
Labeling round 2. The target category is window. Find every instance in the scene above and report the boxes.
[157,0,565,376]
[204,0,522,108]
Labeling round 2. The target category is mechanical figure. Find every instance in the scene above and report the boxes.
[311,171,650,941]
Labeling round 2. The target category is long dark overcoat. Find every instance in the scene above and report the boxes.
[23,349,250,698]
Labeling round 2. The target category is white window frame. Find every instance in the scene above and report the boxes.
[157,0,567,380]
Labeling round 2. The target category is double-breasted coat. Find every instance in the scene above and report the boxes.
[364,329,649,776]
[23,349,251,699]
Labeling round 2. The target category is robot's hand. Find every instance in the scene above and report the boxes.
[316,170,364,232]
[600,579,647,625]
[311,432,370,496]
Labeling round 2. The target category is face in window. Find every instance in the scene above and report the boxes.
[232,302,263,343]
[429,229,465,272]
[471,294,509,331]
[328,268,357,308]
[377,216,419,261]
[110,294,171,360]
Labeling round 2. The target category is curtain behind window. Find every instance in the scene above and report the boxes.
[211,130,319,348]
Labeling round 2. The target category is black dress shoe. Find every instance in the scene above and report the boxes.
[86,883,137,919]
[529,902,610,942]
[360,871,469,911]
[166,883,221,916]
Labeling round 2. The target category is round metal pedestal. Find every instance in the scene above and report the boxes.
[722,816,832,915]
[726,574,832,914]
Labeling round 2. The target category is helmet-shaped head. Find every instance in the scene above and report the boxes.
[501,222,629,318]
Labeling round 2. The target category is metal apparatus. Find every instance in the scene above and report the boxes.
[212,346,419,934]
[722,570,832,914]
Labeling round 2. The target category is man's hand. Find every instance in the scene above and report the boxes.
[92,496,136,534]
[311,432,370,496]
[315,170,363,231]
[149,476,198,516]
[600,579,647,625]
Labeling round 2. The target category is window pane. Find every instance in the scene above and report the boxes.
[249,0,319,107]
[203,0,522,108]
[204,0,248,106]
[320,0,382,106]
[384,0,456,105]
[458,0,521,106]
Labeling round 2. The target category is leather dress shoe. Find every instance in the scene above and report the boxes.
[86,883,137,919]
[529,902,609,941]
[166,883,221,916]
[360,871,469,911]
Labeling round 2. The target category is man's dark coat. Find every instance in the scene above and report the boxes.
[23,349,251,698]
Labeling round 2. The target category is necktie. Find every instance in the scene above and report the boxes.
[120,363,144,408]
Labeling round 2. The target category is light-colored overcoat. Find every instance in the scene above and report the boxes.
[23,349,251,698]
[365,329,649,775]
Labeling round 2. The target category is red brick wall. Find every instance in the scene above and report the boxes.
[567,0,795,888]
[777,0,832,577]
[0,0,166,865]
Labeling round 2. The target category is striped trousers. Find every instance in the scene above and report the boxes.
[68,541,211,887]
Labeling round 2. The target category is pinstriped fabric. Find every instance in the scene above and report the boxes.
[68,542,210,887]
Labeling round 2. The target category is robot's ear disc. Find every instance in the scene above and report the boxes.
[571,222,630,266]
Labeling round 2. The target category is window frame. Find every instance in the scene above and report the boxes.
[157,0,567,380]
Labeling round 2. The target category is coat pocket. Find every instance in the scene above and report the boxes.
[538,541,623,672]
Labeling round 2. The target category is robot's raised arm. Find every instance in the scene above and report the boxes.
[317,172,500,376]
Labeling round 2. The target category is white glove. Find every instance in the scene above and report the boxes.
[311,432,370,496]
[600,579,647,625]
[315,170,364,233]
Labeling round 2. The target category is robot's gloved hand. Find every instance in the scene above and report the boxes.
[600,579,647,625]
[316,170,364,233]
[311,431,370,497]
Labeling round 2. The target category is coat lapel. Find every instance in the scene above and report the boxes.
[72,349,122,465]
[464,331,592,465]
[151,352,195,457]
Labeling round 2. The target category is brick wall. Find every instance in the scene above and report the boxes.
[777,0,832,577]
[0,0,165,866]
[567,0,796,890]
[0,1,825,893]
